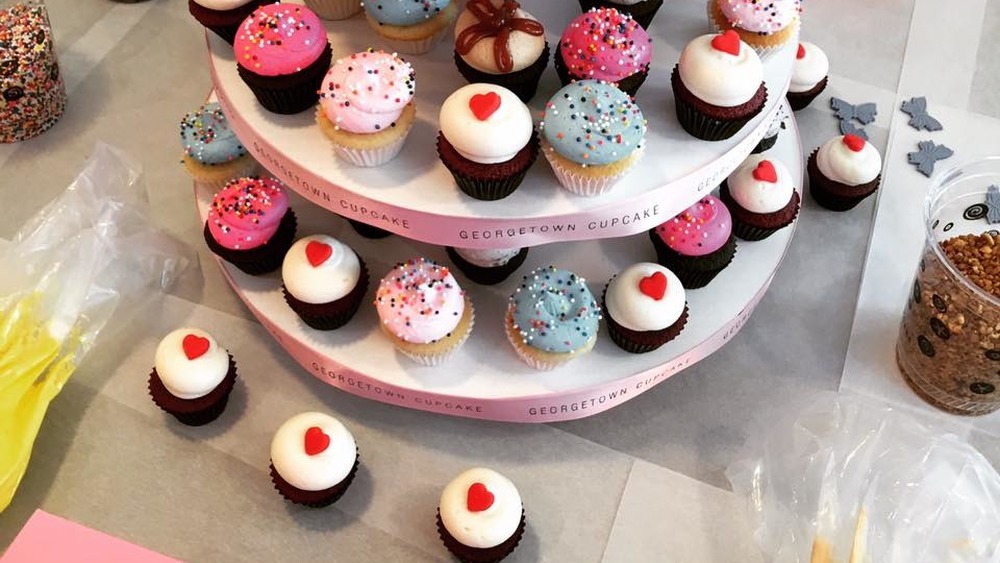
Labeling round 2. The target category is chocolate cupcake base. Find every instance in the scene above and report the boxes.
[188,0,264,45]
[787,77,828,111]
[204,209,298,275]
[237,43,333,114]
[437,509,526,563]
[807,150,880,211]
[437,131,540,201]
[719,182,801,241]
[671,66,767,141]
[453,42,550,103]
[554,49,649,98]
[270,452,359,507]
[282,259,370,330]
[602,284,689,353]
[578,0,663,29]
[446,247,529,286]
[649,229,737,289]
[148,355,238,426]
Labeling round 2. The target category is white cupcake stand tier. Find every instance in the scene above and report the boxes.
[206,0,797,249]
[201,1,804,421]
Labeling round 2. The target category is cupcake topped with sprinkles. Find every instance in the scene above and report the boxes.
[557,8,652,83]
[180,102,246,165]
[375,257,467,344]
[319,50,415,134]
[207,177,290,250]
[655,196,733,257]
[508,266,600,354]
[234,4,327,76]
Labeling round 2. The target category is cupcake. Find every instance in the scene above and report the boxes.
[649,196,736,289]
[269,412,359,507]
[554,8,652,98]
[707,0,801,59]
[719,155,800,240]
[148,328,238,426]
[234,4,333,115]
[751,104,788,154]
[281,235,370,330]
[808,133,883,211]
[204,177,298,275]
[505,266,601,370]
[374,257,474,366]
[577,0,663,30]
[786,41,829,111]
[603,263,688,354]
[180,102,258,188]
[437,84,539,201]
[188,0,264,45]
[304,0,361,20]
[317,50,416,168]
[671,31,767,141]
[348,219,393,239]
[540,80,647,197]
[437,468,525,563]
[453,0,547,103]
[363,0,458,55]
[445,246,529,285]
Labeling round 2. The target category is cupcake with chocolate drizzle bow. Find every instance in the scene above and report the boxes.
[453,0,549,102]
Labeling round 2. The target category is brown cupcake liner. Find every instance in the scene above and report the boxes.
[751,133,778,154]
[189,0,265,45]
[554,48,649,98]
[453,42,550,103]
[648,229,736,289]
[807,149,880,212]
[282,258,370,330]
[437,509,526,563]
[437,132,540,201]
[237,43,333,115]
[348,219,393,239]
[673,91,757,141]
[787,77,828,111]
[204,209,298,275]
[601,284,688,353]
[445,246,529,286]
[148,354,238,426]
[719,183,800,241]
[270,452,359,507]
[577,0,663,29]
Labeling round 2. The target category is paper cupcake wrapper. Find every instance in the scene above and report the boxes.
[270,453,360,507]
[348,219,393,239]
[673,92,757,142]
[543,145,640,197]
[304,0,362,20]
[453,42,550,103]
[377,25,450,55]
[397,305,475,366]
[187,157,260,191]
[732,222,782,242]
[333,133,409,168]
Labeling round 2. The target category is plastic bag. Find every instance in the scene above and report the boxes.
[0,142,190,512]
[727,395,1000,563]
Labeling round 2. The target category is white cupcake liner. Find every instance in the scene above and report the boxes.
[377,24,451,55]
[396,303,475,366]
[503,306,597,371]
[706,0,791,62]
[543,145,641,198]
[304,0,362,20]
[333,133,409,167]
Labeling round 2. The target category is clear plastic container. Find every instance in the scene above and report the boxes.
[0,0,66,143]
[897,156,1000,415]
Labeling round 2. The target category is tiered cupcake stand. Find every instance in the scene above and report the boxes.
[199,1,803,422]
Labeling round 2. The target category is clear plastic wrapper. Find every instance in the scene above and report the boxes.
[0,143,189,512]
[727,396,1000,563]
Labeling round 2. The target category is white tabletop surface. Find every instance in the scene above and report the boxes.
[2,0,1000,561]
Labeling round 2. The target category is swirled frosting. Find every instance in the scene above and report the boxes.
[559,8,652,82]
[509,266,600,353]
[541,80,646,166]
[234,4,327,77]
[716,0,800,34]
[375,257,466,344]
[319,50,416,134]
[362,0,452,26]
[180,102,246,166]
[789,41,829,93]
[440,468,522,550]
[655,196,732,257]
[440,84,532,164]
[606,263,686,332]
[678,33,762,107]
[207,177,289,250]
[816,135,883,186]
[726,156,794,213]
[154,328,230,400]
[454,0,545,74]
[282,235,362,304]
[454,247,521,268]
[271,412,357,492]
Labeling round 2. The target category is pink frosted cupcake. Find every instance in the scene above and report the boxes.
[708,0,801,59]
[554,8,653,97]
[203,177,298,275]
[649,196,736,289]
[234,4,333,114]
[316,50,417,167]
[374,257,474,366]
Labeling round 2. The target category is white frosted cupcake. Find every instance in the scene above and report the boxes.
[787,41,829,110]
[437,468,526,563]
[719,155,800,240]
[445,246,529,285]
[269,412,359,507]
[148,328,238,426]
[603,263,688,353]
[808,134,883,211]
[281,235,369,330]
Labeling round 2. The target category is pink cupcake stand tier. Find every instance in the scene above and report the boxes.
[199,0,803,421]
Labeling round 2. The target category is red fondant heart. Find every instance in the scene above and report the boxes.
[182,334,210,360]
[710,30,741,56]
[304,426,330,456]
[469,92,501,121]
[796,43,806,59]
[466,482,494,512]
[843,133,866,152]
[752,160,778,183]
[305,241,332,267]
[638,271,668,301]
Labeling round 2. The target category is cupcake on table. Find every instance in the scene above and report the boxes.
[707,0,801,59]
[554,7,653,98]
[363,0,458,55]
[649,196,736,289]
[148,328,238,426]
[437,467,525,563]
[180,102,258,189]
[786,41,829,111]
[270,412,359,507]
[719,155,800,241]
[808,133,883,211]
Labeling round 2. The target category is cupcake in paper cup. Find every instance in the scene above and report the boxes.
[363,0,458,55]
[374,257,474,366]
[446,246,529,285]
[180,102,258,189]
[719,155,800,241]
[281,235,370,330]
[505,266,601,371]
[453,0,548,103]
[540,80,646,197]
[148,328,238,426]
[304,0,362,20]
[602,263,688,354]
[270,412,360,507]
[808,134,883,211]
[707,0,801,60]
[188,0,265,45]
[554,8,652,98]
[437,468,526,563]
[317,50,416,168]
[649,196,736,289]
[437,83,539,201]
[787,41,829,111]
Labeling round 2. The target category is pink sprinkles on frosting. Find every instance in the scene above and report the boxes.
[656,197,728,250]
[375,257,463,341]
[318,50,415,133]
[238,6,316,71]
[719,0,802,35]
[561,8,651,80]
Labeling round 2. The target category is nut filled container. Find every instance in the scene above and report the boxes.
[897,156,1000,415]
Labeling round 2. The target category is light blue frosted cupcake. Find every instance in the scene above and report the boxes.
[362,0,458,55]
[180,102,258,188]
[504,266,601,370]
[540,79,647,197]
